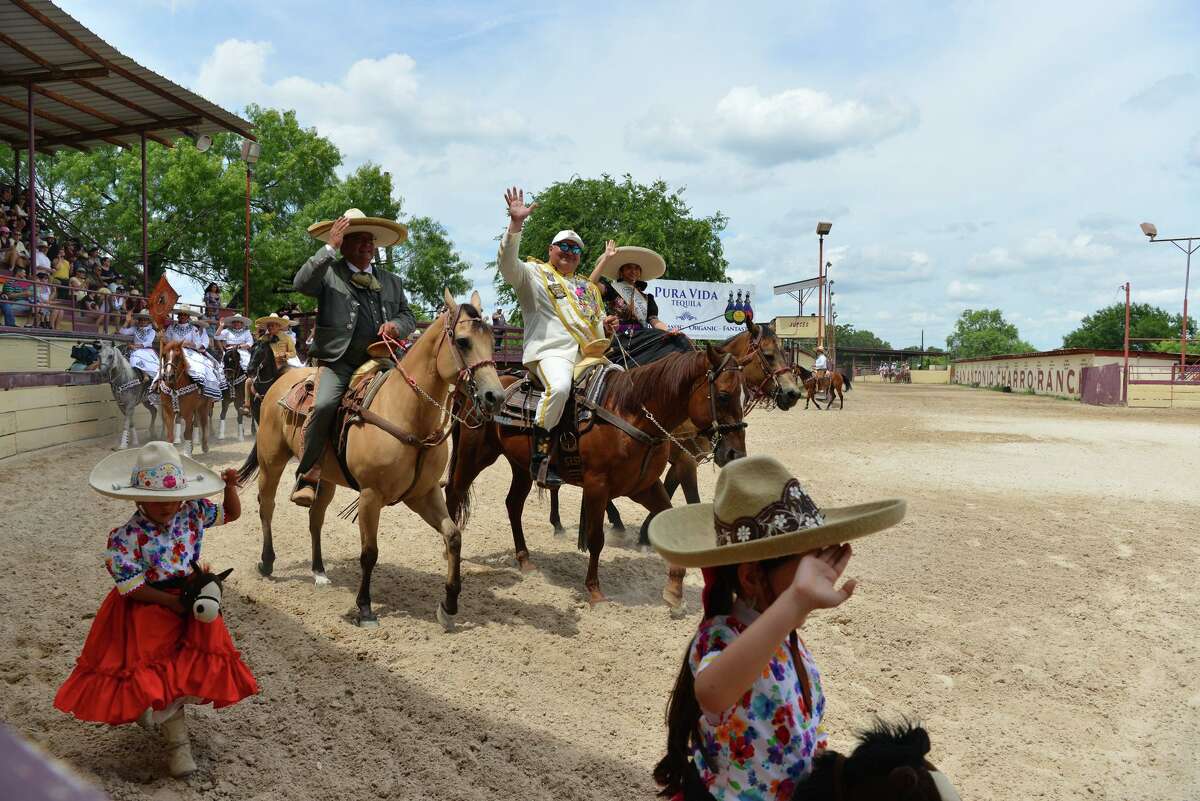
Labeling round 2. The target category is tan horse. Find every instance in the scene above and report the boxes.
[237,290,504,628]
[158,340,214,456]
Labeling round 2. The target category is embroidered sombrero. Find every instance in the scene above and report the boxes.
[597,245,666,282]
[307,207,408,248]
[89,441,223,502]
[254,313,290,330]
[648,455,906,568]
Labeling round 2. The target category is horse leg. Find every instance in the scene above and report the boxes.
[308,480,336,586]
[236,385,246,440]
[256,452,284,577]
[606,500,626,532]
[200,401,211,453]
[354,488,383,627]
[581,481,610,605]
[505,462,537,572]
[182,405,195,456]
[218,395,228,440]
[663,461,681,501]
[404,487,463,631]
[117,406,131,450]
[144,399,157,440]
[839,385,845,409]
[629,481,686,615]
[548,485,564,536]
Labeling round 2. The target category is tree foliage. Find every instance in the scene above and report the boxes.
[945,308,1035,358]
[833,323,891,350]
[1062,302,1195,352]
[492,174,729,306]
[0,105,469,317]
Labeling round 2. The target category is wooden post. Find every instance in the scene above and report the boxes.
[244,163,251,315]
[140,132,149,298]
[26,81,36,256]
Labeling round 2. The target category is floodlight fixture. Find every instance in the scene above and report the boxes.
[193,134,212,153]
[240,139,261,165]
[816,221,833,236]
[1140,222,1157,239]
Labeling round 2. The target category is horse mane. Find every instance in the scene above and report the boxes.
[604,349,707,413]
[793,719,931,798]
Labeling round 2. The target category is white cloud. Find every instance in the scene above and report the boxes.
[1123,73,1199,110]
[624,115,708,163]
[946,279,984,300]
[1022,230,1117,262]
[712,86,917,166]
[966,247,1022,274]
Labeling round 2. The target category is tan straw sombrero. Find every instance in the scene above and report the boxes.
[308,207,408,248]
[224,314,252,326]
[648,455,905,568]
[597,245,666,282]
[254,313,290,330]
[89,441,223,502]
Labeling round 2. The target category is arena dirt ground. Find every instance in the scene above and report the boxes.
[2,382,1198,801]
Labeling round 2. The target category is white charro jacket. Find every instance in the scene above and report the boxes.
[498,228,606,366]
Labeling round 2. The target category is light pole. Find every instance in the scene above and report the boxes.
[816,222,832,347]
[241,140,261,316]
[1140,222,1197,369]
[1121,281,1130,404]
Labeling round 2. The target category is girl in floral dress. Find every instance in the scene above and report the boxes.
[54,441,258,778]
[648,456,906,801]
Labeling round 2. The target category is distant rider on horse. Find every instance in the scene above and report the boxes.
[289,208,415,507]
[814,345,830,389]
[161,307,225,401]
[118,309,159,384]
[499,186,607,488]
[214,313,254,371]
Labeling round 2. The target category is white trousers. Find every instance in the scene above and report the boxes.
[530,356,574,430]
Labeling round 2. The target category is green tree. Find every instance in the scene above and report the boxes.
[1062,302,1195,352]
[946,308,1035,358]
[1,105,470,317]
[492,174,729,305]
[390,216,471,318]
[833,323,891,349]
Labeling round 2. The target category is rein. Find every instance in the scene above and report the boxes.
[638,350,747,465]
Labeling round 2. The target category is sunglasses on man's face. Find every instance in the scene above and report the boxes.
[554,242,583,256]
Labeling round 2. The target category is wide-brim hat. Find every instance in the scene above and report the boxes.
[224,314,251,327]
[89,441,224,502]
[648,455,905,568]
[307,207,407,248]
[598,246,666,282]
[255,313,290,330]
[133,310,152,320]
[172,306,195,317]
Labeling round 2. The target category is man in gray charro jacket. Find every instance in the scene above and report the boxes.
[290,208,416,506]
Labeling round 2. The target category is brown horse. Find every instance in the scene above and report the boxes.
[797,365,848,410]
[446,344,749,610]
[158,340,214,455]
[237,291,504,628]
[547,320,802,535]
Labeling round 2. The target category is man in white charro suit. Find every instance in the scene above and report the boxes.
[499,186,607,488]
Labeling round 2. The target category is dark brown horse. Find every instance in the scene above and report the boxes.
[446,345,749,609]
[796,365,850,410]
[158,340,214,455]
[546,321,801,536]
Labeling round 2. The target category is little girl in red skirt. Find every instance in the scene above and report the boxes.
[55,441,258,778]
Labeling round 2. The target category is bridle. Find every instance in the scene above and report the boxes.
[157,346,198,412]
[639,350,748,465]
[743,330,792,412]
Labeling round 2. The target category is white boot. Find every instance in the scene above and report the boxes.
[236,419,245,441]
[218,419,226,440]
[118,428,129,450]
[160,709,196,778]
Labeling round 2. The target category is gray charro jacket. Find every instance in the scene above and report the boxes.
[292,245,417,363]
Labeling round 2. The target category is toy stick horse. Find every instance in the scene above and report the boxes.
[180,560,233,623]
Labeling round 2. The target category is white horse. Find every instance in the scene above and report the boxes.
[95,341,159,449]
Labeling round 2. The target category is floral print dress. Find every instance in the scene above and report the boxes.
[689,600,827,801]
[106,499,220,594]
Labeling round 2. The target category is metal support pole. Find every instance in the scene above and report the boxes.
[1183,248,1191,369]
[1123,282,1130,404]
[11,148,18,194]
[26,82,36,256]
[244,164,252,315]
[140,132,149,298]
[817,234,825,348]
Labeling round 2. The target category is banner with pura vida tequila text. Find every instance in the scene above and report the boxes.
[648,280,757,339]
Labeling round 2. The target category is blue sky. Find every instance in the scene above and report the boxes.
[57,0,1200,349]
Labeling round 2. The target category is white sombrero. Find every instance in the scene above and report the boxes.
[597,246,666,282]
[224,314,251,326]
[308,207,408,248]
[649,455,906,568]
[89,441,223,502]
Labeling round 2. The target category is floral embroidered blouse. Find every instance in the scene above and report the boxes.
[689,599,828,801]
[105,499,224,594]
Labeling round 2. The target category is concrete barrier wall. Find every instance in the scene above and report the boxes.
[0,382,153,460]
[859,371,950,384]
[951,351,1180,400]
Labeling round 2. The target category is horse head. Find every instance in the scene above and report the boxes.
[222,346,244,379]
[791,720,960,801]
[737,319,802,410]
[181,560,234,623]
[436,288,504,418]
[694,344,748,466]
[160,341,186,387]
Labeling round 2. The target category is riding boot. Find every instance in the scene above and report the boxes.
[160,708,196,778]
[530,426,563,488]
[290,465,321,508]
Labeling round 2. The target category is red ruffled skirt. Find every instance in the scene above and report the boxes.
[54,587,258,725]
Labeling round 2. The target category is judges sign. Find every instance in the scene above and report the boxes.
[649,280,757,339]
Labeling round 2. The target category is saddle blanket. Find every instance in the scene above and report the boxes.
[494,363,621,430]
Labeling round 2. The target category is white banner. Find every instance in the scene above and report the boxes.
[648,280,758,339]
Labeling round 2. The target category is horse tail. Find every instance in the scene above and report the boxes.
[842,369,853,391]
[237,443,260,486]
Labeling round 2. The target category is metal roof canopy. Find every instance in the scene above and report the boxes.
[773,276,822,295]
[0,0,253,152]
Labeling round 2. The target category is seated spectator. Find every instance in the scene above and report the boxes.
[126,287,146,314]
[95,287,113,332]
[5,224,28,272]
[49,243,71,299]
[1,265,33,326]
[98,257,119,288]
[33,239,51,276]
[32,266,58,328]
[87,261,104,291]
[69,266,89,304]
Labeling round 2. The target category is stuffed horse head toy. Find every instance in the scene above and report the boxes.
[181,560,233,623]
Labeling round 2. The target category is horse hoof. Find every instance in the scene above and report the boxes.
[257,561,273,577]
[313,572,330,587]
[355,613,380,629]
[436,602,455,632]
[588,590,610,606]
[517,558,538,573]
[667,599,689,619]
[552,526,566,538]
